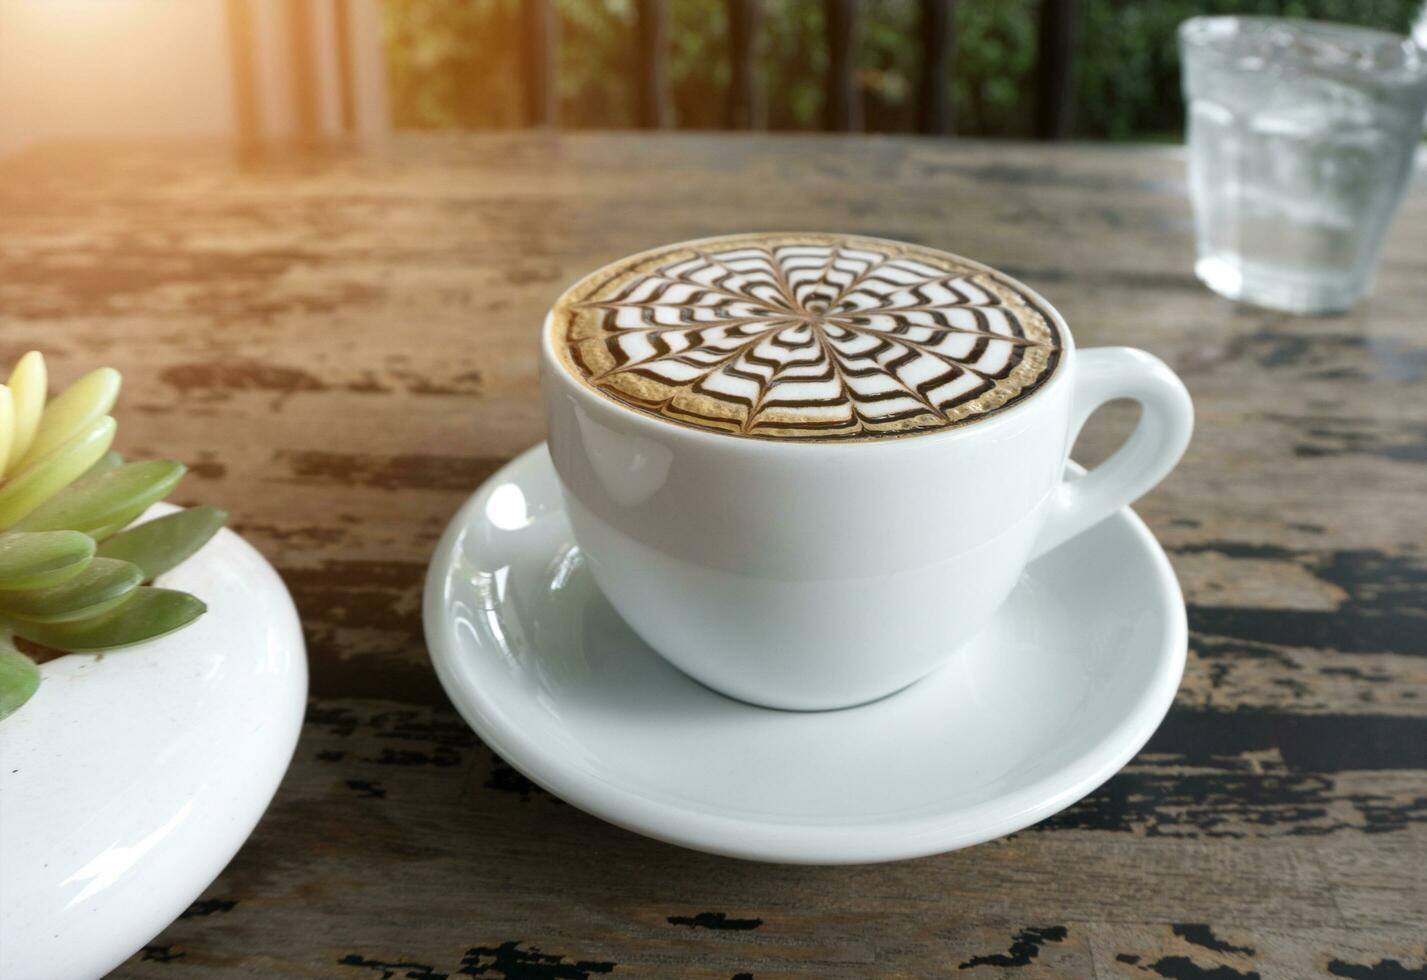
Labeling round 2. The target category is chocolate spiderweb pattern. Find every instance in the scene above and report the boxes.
[551,234,1063,441]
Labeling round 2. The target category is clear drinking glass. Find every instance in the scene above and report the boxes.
[1179,17,1427,313]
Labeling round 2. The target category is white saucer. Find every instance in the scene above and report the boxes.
[0,505,307,978]
[424,445,1186,864]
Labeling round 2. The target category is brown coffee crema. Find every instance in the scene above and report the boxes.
[550,233,1063,441]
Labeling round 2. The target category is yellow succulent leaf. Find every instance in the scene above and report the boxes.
[0,416,116,530]
[0,386,13,478]
[6,351,47,474]
[21,367,122,468]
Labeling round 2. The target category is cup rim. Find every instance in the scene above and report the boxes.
[539,232,1076,451]
[1178,15,1427,88]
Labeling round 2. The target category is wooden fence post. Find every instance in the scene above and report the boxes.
[824,0,863,132]
[727,0,765,129]
[917,0,955,135]
[1036,0,1083,140]
[637,0,673,128]
[522,0,559,127]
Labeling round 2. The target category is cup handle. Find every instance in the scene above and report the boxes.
[1030,347,1194,559]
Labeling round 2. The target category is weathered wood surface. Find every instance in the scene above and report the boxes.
[0,133,1423,978]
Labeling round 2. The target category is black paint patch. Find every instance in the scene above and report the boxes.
[1347,794,1427,834]
[1233,329,1427,384]
[458,941,616,978]
[1172,925,1255,956]
[141,945,184,963]
[338,953,450,980]
[921,161,1168,193]
[958,925,1067,970]
[485,755,555,803]
[162,361,328,396]
[180,898,236,918]
[307,702,360,737]
[1189,606,1426,658]
[389,366,485,397]
[1173,545,1427,657]
[1313,549,1427,614]
[1328,959,1427,979]
[1171,542,1297,561]
[1119,954,1142,964]
[0,231,378,318]
[1148,956,1259,979]
[667,912,763,931]
[1192,603,1376,655]
[346,780,387,799]
[1041,763,1427,838]
[363,746,464,767]
[307,704,481,750]
[1320,666,1393,683]
[277,449,507,492]
[1044,770,1331,837]
[1146,709,1427,772]
[1272,414,1427,464]
[187,457,227,480]
[732,975,754,980]
[1192,631,1297,669]
[374,709,480,748]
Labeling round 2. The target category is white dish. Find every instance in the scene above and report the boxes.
[0,505,307,979]
[424,445,1186,864]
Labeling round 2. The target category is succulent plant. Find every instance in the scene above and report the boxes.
[0,352,226,721]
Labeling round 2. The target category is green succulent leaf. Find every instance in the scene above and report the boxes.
[22,367,122,467]
[15,460,186,538]
[5,351,46,474]
[0,557,143,623]
[0,416,116,530]
[5,587,206,651]
[82,450,126,478]
[0,530,96,590]
[0,636,41,722]
[96,507,227,582]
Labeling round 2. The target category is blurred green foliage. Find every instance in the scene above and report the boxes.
[1080,0,1421,139]
[383,0,1422,138]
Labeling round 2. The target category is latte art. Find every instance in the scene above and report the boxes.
[550,233,1062,441]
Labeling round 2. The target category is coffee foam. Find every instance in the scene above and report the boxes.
[550,233,1063,441]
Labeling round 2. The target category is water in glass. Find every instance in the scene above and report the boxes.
[1180,17,1427,313]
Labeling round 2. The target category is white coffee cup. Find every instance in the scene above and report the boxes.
[540,235,1192,710]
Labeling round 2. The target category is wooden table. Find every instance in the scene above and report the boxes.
[2,134,1423,979]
